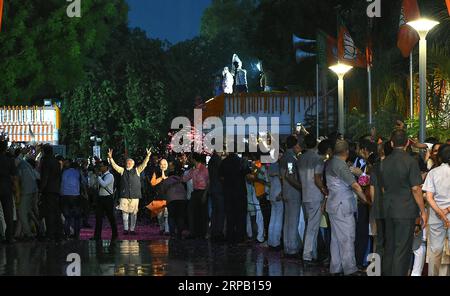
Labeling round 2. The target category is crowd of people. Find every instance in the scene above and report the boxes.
[0,122,450,277]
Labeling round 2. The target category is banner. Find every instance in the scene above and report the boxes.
[397,0,420,58]
[337,17,367,68]
[0,0,3,32]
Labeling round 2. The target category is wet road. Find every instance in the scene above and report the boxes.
[0,239,329,276]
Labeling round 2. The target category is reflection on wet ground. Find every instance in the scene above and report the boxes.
[0,239,329,276]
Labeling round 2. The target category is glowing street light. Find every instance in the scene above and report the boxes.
[407,18,439,143]
[329,63,353,135]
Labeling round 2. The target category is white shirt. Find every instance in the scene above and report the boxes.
[222,72,234,94]
[183,169,194,200]
[298,149,323,203]
[423,164,450,209]
[98,171,114,197]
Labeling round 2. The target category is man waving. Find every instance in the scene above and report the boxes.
[108,148,151,236]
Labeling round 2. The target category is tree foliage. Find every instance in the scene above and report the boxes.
[61,28,168,158]
[0,0,128,103]
[2,0,449,155]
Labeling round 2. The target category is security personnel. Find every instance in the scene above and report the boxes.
[280,136,302,257]
[326,140,368,275]
[381,129,427,276]
[298,134,325,265]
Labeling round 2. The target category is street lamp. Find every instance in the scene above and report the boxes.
[329,63,353,135]
[407,18,439,143]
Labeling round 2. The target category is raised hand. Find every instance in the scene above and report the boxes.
[108,149,113,159]
[146,148,152,156]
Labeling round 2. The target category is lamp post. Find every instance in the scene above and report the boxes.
[407,18,439,143]
[329,63,353,135]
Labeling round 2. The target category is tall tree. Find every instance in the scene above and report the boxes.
[61,27,169,157]
[0,0,128,103]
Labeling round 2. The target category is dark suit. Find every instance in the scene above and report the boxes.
[381,149,422,276]
[370,162,386,271]
[0,154,17,242]
[219,154,250,244]
[40,155,63,240]
[208,153,225,240]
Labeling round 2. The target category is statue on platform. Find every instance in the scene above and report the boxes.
[232,54,248,93]
[257,61,274,92]
[222,67,234,94]
[213,74,224,97]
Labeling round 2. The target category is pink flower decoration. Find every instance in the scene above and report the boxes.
[358,175,370,187]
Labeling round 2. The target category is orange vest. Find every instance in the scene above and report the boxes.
[254,161,266,197]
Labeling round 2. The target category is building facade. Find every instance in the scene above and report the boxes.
[0,105,61,145]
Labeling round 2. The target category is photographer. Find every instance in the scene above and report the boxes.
[91,161,117,241]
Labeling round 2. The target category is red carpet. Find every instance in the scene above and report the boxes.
[79,213,168,241]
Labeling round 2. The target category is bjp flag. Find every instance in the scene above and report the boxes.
[446,0,450,16]
[0,0,3,32]
[317,30,338,67]
[397,0,421,58]
[337,17,367,68]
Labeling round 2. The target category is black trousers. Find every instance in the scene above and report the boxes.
[167,200,187,238]
[80,195,90,225]
[210,191,225,239]
[0,193,14,241]
[190,190,208,238]
[235,85,248,93]
[383,218,415,276]
[61,196,82,238]
[355,202,370,266]
[317,215,331,261]
[43,193,63,240]
[375,218,385,270]
[94,196,118,239]
[225,193,247,244]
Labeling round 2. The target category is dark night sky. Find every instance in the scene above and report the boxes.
[127,0,212,44]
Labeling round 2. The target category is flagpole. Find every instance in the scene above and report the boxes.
[367,64,372,125]
[316,63,320,137]
[409,52,414,126]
